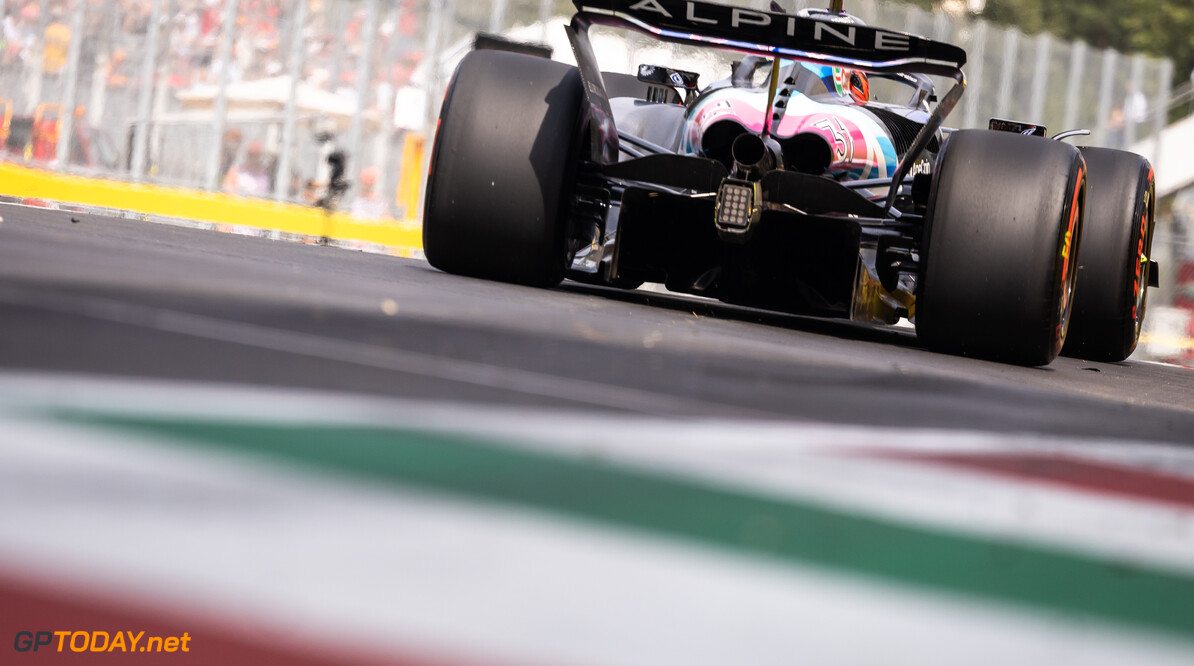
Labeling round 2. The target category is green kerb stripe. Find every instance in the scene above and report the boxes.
[70,415,1194,638]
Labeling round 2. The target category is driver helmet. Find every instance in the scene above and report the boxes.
[795,8,870,104]
[794,62,870,105]
[837,67,870,105]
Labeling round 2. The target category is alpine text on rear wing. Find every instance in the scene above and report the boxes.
[572,0,966,77]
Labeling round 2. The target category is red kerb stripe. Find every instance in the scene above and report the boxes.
[0,572,493,666]
[862,451,1194,509]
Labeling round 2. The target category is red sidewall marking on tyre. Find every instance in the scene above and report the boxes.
[1132,170,1154,322]
[1056,169,1084,346]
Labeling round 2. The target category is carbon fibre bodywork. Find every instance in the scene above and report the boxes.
[564,0,966,323]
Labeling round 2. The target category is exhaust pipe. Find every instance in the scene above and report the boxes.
[784,132,833,175]
[730,132,782,180]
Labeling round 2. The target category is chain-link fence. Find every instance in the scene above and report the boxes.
[0,0,438,220]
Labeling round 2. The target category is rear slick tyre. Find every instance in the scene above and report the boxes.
[1062,148,1155,362]
[423,50,584,287]
[916,130,1086,366]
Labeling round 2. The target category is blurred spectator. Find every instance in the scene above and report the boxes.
[1125,81,1147,126]
[218,128,243,183]
[205,51,243,85]
[3,3,39,66]
[120,0,149,36]
[42,6,70,76]
[223,139,272,196]
[103,48,130,87]
[317,149,349,211]
[199,0,221,39]
[1107,106,1126,147]
[302,178,321,205]
[349,165,386,219]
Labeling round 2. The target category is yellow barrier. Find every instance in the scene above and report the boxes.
[0,162,423,253]
[396,133,425,220]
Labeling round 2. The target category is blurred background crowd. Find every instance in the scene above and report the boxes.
[0,0,460,219]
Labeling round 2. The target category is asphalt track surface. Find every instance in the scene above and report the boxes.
[2,202,1192,444]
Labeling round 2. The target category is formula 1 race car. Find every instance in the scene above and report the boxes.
[423,0,1157,365]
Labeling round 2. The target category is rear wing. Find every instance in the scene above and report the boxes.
[572,0,965,77]
[567,0,967,214]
